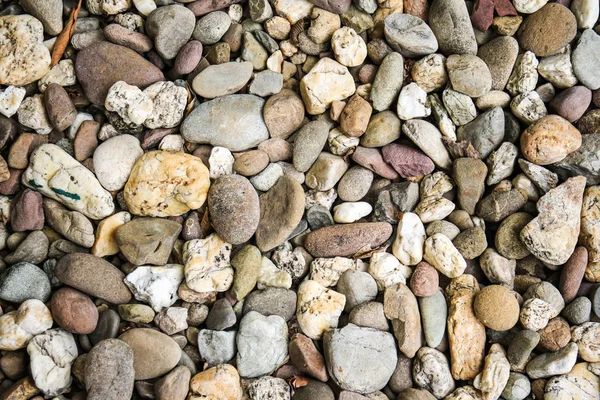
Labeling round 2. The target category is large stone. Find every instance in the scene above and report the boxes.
[413,347,455,398]
[256,175,305,252]
[124,151,210,217]
[75,42,164,104]
[304,222,393,258]
[384,14,438,58]
[192,62,254,99]
[521,176,586,265]
[116,218,181,265]
[429,0,477,55]
[581,186,600,282]
[43,198,95,248]
[50,287,98,334]
[119,328,181,380]
[85,339,135,400]
[55,253,132,304]
[544,362,600,399]
[27,329,77,397]
[371,52,404,112]
[146,5,195,60]
[552,133,600,185]
[526,342,578,379]
[23,144,114,220]
[384,283,423,358]
[324,324,397,394]
[517,3,577,57]
[197,329,237,367]
[236,311,288,378]
[572,29,600,91]
[189,364,242,400]
[181,94,269,151]
[263,89,305,139]
[300,57,356,115]
[0,15,51,86]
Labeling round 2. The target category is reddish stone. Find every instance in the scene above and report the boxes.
[404,0,429,21]
[74,120,100,161]
[352,146,399,180]
[382,143,435,178]
[10,189,44,232]
[471,0,517,32]
[410,262,440,297]
[187,0,242,16]
[559,246,588,303]
[289,333,328,382]
[0,168,23,195]
[50,287,99,334]
[550,86,592,123]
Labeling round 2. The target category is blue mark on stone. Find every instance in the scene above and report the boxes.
[51,187,80,201]
[28,180,43,189]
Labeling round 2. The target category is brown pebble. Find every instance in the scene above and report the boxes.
[103,24,154,53]
[304,222,393,258]
[174,40,203,75]
[8,133,48,169]
[0,351,28,380]
[10,189,44,232]
[352,146,399,180]
[289,333,328,382]
[0,168,24,196]
[50,287,99,334]
[410,262,439,297]
[233,150,270,176]
[549,86,592,122]
[258,138,293,162]
[44,83,77,132]
[517,3,577,57]
[340,94,373,137]
[559,246,588,303]
[536,317,571,352]
[74,120,100,161]
[473,285,520,331]
[0,376,41,400]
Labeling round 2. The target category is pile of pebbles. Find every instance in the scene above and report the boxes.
[0,0,600,399]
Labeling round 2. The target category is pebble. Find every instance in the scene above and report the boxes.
[392,212,425,266]
[55,253,132,304]
[544,362,600,399]
[0,299,52,351]
[331,26,367,67]
[446,54,492,98]
[243,287,297,322]
[192,61,253,99]
[495,212,533,259]
[74,42,164,105]
[10,188,43,232]
[118,304,155,323]
[263,89,305,139]
[477,188,527,222]
[300,57,356,115]
[27,328,77,397]
[526,342,578,379]
[248,376,290,400]
[340,94,372,137]
[91,211,131,257]
[538,47,578,89]
[4,230,49,265]
[418,289,447,347]
[116,217,181,265]
[236,311,288,378]
[0,15,51,87]
[193,11,231,45]
[402,119,452,169]
[154,366,191,400]
[289,333,328,382]
[337,166,373,202]
[124,264,184,312]
[18,94,53,134]
[183,233,233,292]
[397,82,431,120]
[336,269,377,310]
[572,29,600,90]
[473,344,510,400]
[562,296,592,325]
[453,158,487,215]
[361,111,400,148]
[189,364,242,400]
[293,120,329,172]
[0,86,27,119]
[477,36,519,91]
[371,52,404,112]
[473,285,520,331]
[559,246,588,303]
[174,40,203,75]
[442,88,477,126]
[118,328,181,380]
[410,262,439,297]
[324,323,397,394]
[511,91,548,124]
[306,152,348,190]
[423,233,467,278]
[413,347,455,398]
[0,262,50,303]
[517,3,577,57]
[197,329,236,367]
[49,287,98,334]
[412,54,448,93]
[429,0,477,55]
[384,283,423,358]
[93,134,143,191]
[384,14,438,57]
[333,202,372,223]
[368,252,412,290]
[486,142,518,185]
[296,280,345,339]
[146,5,195,60]
[305,221,392,257]
[85,339,135,400]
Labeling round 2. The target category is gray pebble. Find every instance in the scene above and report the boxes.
[197,329,237,367]
[348,301,389,331]
[193,11,231,45]
[0,262,51,303]
[336,270,378,311]
[243,288,297,321]
[205,298,236,331]
[561,296,592,325]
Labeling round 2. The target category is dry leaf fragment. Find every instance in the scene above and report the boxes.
[51,0,82,67]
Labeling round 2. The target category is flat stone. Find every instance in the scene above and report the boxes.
[453,158,487,215]
[419,289,447,348]
[154,366,191,400]
[384,14,438,58]
[183,233,233,293]
[305,222,392,258]
[456,107,505,159]
[192,61,253,99]
[477,36,519,91]
[116,218,181,265]
[85,339,135,400]
[197,329,237,367]
[75,42,164,105]
[188,364,242,400]
[0,262,50,303]
[371,52,404,112]
[182,94,269,151]
[243,287,297,321]
[263,89,305,139]
[384,283,423,358]
[526,342,578,379]
[119,328,182,380]
[402,119,451,169]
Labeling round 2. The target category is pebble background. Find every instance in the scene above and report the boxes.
[0,0,599,399]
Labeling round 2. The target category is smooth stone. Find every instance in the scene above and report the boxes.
[208,175,259,245]
[349,301,389,331]
[517,3,577,57]
[384,14,438,58]
[236,311,288,378]
[456,107,505,159]
[384,283,423,358]
[474,285,520,331]
[88,308,120,345]
[23,144,114,220]
[205,298,236,330]
[182,94,268,152]
[361,111,401,148]
[19,0,63,35]
[371,52,404,112]
[477,36,519,91]
[0,262,50,303]
[336,270,377,311]
[75,42,164,105]
[10,188,43,232]
[4,231,49,265]
[263,89,305,139]
[419,289,447,348]
[495,212,533,259]
[93,134,143,191]
[293,120,330,172]
[526,342,578,379]
[116,218,181,265]
[197,329,237,367]
[572,29,600,90]
[85,339,135,400]
[446,54,492,98]
[324,323,397,394]
[305,222,392,258]
[146,5,195,60]
[382,143,434,179]
[429,0,477,55]
[119,328,182,380]
[402,119,451,169]
[243,287,297,321]
[103,24,153,53]
[154,366,191,400]
[351,146,397,179]
[249,70,283,97]
[193,11,231,45]
[174,40,203,75]
[520,115,581,165]
[50,288,98,334]
[44,83,77,132]
[562,297,592,325]
[559,246,588,303]
[188,364,242,400]
[453,158,487,215]
[55,253,132,304]
[192,61,253,99]
[293,380,335,400]
[289,333,328,382]
[550,86,593,122]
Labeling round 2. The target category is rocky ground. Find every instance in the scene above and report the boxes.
[0,0,600,399]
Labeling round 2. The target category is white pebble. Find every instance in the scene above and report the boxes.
[333,201,372,223]
[209,146,235,179]
[0,86,26,118]
[392,212,426,266]
[132,0,156,16]
[105,81,153,126]
[397,82,431,120]
[17,95,53,134]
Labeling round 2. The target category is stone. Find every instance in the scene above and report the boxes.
[263,89,305,139]
[91,211,130,257]
[105,81,153,126]
[486,142,518,185]
[446,275,486,380]
[562,297,592,325]
[517,3,577,57]
[182,94,268,151]
[545,362,600,400]
[506,51,539,96]
[0,86,26,119]
[351,146,397,179]
[50,288,98,334]
[192,61,253,99]
[397,83,431,120]
[27,329,77,397]
[442,88,476,127]
[193,11,231,45]
[477,36,519,91]
[118,304,155,324]
[0,262,50,303]
[429,0,477,55]
[331,26,367,67]
[338,166,373,202]
[124,264,184,312]
[236,311,288,378]
[249,70,283,97]
[419,289,446,348]
[392,212,425,266]
[189,364,242,400]
[154,307,188,335]
[0,299,53,351]
[368,252,412,290]
[477,188,527,222]
[550,86,592,123]
[119,328,181,380]
[409,262,439,297]
[155,366,191,400]
[526,342,578,379]
[336,269,377,311]
[305,222,392,258]
[361,111,400,148]
[143,81,187,129]
[371,52,404,112]
[402,119,451,169]
[183,233,233,293]
[456,107,504,158]
[103,23,153,53]
[571,322,600,362]
[524,281,565,317]
[423,233,467,278]
[293,121,329,173]
[572,29,600,90]
[324,324,397,394]
[453,158,487,215]
[174,40,203,75]
[521,176,585,265]
[495,212,532,260]
[473,344,510,400]
[243,287,297,322]
[10,189,43,232]
[473,285,519,331]
[4,231,49,265]
[289,333,328,382]
[256,175,305,252]
[384,283,422,358]
[17,94,53,134]
[538,47,578,89]
[208,175,259,245]
[23,144,114,220]
[251,164,284,192]
[446,55,492,98]
[197,329,236,367]
[75,42,164,105]
[0,15,51,86]
[340,94,372,137]
[511,91,547,125]
[559,246,588,303]
[55,253,132,304]
[93,135,143,191]
[413,347,455,398]
[384,14,437,58]
[146,5,195,60]
[300,57,356,115]
[296,280,346,339]
[44,199,95,248]
[115,218,181,265]
[124,150,209,216]
[520,298,554,331]
[85,339,135,400]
